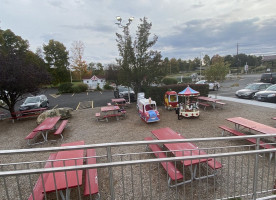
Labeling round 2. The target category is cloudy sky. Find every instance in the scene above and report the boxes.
[1,0,276,65]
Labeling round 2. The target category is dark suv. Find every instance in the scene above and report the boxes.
[261,73,276,84]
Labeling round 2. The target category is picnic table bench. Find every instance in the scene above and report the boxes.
[219,125,275,150]
[10,108,46,123]
[198,96,225,109]
[150,127,223,186]
[95,105,126,122]
[145,137,184,187]
[198,102,211,110]
[25,117,68,145]
[28,153,57,200]
[84,149,100,198]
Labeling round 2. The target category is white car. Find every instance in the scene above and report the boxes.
[196,80,220,91]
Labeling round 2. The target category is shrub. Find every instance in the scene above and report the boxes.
[104,83,113,90]
[141,84,209,106]
[163,77,178,85]
[72,83,88,93]
[58,83,73,93]
[95,83,102,91]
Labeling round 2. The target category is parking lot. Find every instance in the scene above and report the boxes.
[1,73,273,117]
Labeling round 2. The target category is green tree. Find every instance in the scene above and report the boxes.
[43,39,70,84]
[116,17,163,93]
[0,29,51,116]
[203,54,210,66]
[204,60,230,82]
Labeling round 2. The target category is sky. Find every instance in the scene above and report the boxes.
[1,0,276,65]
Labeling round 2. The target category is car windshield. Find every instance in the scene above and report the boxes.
[266,84,276,91]
[245,84,259,90]
[24,97,39,104]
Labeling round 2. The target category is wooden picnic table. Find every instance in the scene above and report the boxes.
[151,127,209,166]
[151,127,214,184]
[111,98,126,104]
[10,108,47,123]
[100,105,121,121]
[198,96,225,109]
[44,141,85,200]
[226,117,276,136]
[33,116,61,141]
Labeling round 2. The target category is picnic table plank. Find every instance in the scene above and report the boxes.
[151,127,209,166]
[44,141,84,192]
[226,117,276,135]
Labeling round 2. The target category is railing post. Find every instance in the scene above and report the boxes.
[252,137,260,200]
[107,146,115,199]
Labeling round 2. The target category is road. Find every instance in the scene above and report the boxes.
[210,74,262,97]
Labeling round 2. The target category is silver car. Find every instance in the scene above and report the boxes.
[19,95,49,111]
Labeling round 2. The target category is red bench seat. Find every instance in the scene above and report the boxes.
[84,149,99,198]
[28,153,57,200]
[219,125,275,150]
[145,137,184,187]
[54,120,68,136]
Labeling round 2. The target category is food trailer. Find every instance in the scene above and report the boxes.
[164,91,178,110]
[138,98,160,123]
[176,86,200,119]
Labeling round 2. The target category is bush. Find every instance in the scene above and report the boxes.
[58,83,73,93]
[141,84,209,106]
[104,83,113,90]
[72,83,88,93]
[162,77,178,85]
[95,83,102,91]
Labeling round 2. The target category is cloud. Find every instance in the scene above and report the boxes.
[157,16,276,59]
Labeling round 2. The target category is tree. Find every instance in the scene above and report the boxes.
[105,64,120,84]
[70,41,89,80]
[0,29,51,117]
[204,59,230,82]
[203,55,211,67]
[116,17,163,93]
[43,39,70,84]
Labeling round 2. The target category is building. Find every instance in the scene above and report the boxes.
[82,75,106,90]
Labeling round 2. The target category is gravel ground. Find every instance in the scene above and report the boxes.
[0,100,276,199]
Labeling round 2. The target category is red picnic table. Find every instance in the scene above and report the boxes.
[226,117,276,136]
[198,96,225,109]
[111,98,126,108]
[100,105,121,122]
[151,127,211,184]
[44,141,84,200]
[33,116,61,142]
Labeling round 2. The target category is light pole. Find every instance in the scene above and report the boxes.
[115,16,134,28]
[115,16,134,103]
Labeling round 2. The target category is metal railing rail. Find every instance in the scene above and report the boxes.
[0,134,275,200]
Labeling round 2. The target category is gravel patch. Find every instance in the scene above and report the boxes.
[0,101,275,199]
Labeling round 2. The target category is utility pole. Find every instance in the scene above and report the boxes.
[237,42,239,74]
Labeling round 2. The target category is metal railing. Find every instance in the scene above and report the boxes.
[0,134,276,200]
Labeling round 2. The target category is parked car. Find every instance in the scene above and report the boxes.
[235,83,272,99]
[114,86,136,102]
[195,80,220,90]
[254,84,276,102]
[260,73,276,84]
[19,95,49,111]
